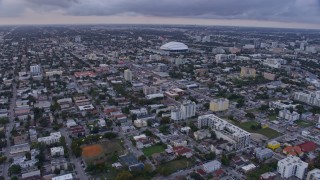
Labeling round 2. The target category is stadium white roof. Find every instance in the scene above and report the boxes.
[160,41,188,51]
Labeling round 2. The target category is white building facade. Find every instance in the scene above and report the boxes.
[277,156,308,179]
[198,114,250,150]
[171,101,196,121]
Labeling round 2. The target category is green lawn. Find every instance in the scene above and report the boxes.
[268,114,278,121]
[295,120,314,127]
[235,121,281,139]
[142,145,165,157]
[156,158,194,176]
[246,108,260,113]
[246,162,277,180]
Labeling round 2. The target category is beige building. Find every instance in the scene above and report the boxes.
[263,72,276,81]
[240,67,256,78]
[124,69,132,82]
[210,98,229,112]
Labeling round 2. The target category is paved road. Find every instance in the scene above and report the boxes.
[60,128,88,180]
[4,78,17,178]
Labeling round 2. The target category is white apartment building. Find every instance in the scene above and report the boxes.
[124,69,132,82]
[277,156,308,179]
[294,91,320,107]
[130,108,148,117]
[210,98,229,112]
[307,169,320,180]
[30,65,41,75]
[202,160,221,173]
[263,59,281,68]
[51,146,65,156]
[171,101,196,121]
[52,173,73,180]
[279,109,300,121]
[215,54,236,63]
[198,114,250,150]
[143,86,161,95]
[38,132,62,145]
[269,101,296,110]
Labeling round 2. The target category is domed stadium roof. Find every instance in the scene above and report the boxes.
[160,41,188,51]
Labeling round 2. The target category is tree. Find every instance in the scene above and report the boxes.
[54,168,61,174]
[0,118,8,125]
[189,122,199,132]
[203,103,210,110]
[204,152,216,160]
[221,154,230,166]
[0,156,7,164]
[116,171,133,180]
[138,155,147,162]
[259,104,269,111]
[245,112,255,120]
[9,165,21,176]
[25,152,31,160]
[160,117,170,125]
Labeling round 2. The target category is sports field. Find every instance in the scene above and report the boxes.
[82,140,124,165]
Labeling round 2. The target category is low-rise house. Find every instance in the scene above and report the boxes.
[202,160,221,173]
[10,143,30,155]
[172,146,192,158]
[194,129,211,140]
[51,146,65,156]
[38,132,61,145]
[283,146,303,156]
[51,158,68,172]
[255,148,273,161]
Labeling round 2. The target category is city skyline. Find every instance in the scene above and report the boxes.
[0,0,319,29]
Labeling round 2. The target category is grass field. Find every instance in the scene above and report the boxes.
[268,115,278,121]
[295,120,314,127]
[142,145,165,157]
[82,140,124,165]
[235,121,281,139]
[157,158,194,176]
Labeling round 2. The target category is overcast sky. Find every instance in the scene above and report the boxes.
[0,0,319,29]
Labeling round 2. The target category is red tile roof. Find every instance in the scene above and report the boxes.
[283,146,303,156]
[298,141,318,152]
[197,169,206,175]
[214,169,224,176]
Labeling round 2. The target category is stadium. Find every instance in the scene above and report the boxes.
[160,41,188,52]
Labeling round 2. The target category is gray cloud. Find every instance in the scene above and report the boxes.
[1,0,320,24]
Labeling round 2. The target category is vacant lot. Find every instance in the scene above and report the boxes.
[82,140,124,165]
[235,121,281,139]
[82,144,103,158]
[295,120,314,127]
[157,158,194,176]
[143,145,165,157]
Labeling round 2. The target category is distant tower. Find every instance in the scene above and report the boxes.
[124,69,132,82]
[75,35,81,43]
[317,116,320,129]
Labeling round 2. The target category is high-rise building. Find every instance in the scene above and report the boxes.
[171,101,196,121]
[124,69,132,82]
[307,169,320,180]
[240,67,256,78]
[30,65,41,75]
[294,91,320,107]
[197,114,250,150]
[277,156,308,179]
[210,98,229,112]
